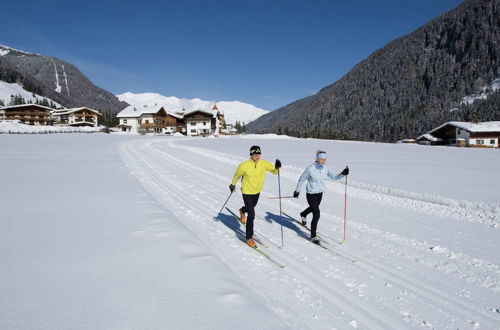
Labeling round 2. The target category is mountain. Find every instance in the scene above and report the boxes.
[246,0,500,142]
[117,92,268,125]
[0,81,62,108]
[0,45,128,125]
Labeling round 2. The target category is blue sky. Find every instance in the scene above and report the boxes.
[1,0,463,110]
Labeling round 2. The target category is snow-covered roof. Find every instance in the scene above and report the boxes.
[429,121,500,134]
[0,103,53,111]
[416,134,443,142]
[183,109,214,117]
[52,107,102,116]
[116,105,167,118]
[167,112,183,120]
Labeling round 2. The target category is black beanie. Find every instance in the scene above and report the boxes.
[249,145,261,155]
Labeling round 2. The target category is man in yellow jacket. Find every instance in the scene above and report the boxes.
[229,145,281,248]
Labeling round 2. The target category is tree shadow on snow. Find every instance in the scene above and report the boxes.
[215,213,247,243]
[263,212,309,240]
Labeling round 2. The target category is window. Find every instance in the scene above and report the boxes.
[490,139,495,145]
[191,129,196,133]
[123,119,127,124]
[145,120,149,124]
[203,121,207,126]
[476,139,484,145]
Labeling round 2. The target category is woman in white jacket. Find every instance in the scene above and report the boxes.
[293,150,349,244]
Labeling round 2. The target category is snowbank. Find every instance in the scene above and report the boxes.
[0,120,100,134]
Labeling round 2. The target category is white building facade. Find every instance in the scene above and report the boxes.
[52,107,102,127]
[422,121,500,148]
[183,109,215,136]
[117,105,181,134]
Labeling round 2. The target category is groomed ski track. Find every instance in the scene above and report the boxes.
[120,138,500,329]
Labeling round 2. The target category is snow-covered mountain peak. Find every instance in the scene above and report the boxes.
[117,92,268,124]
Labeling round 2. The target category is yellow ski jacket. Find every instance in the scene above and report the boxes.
[231,158,279,195]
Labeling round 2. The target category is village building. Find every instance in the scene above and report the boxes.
[0,104,52,125]
[52,107,102,127]
[418,121,500,148]
[396,138,416,144]
[116,105,185,134]
[116,103,227,136]
[415,134,443,145]
[183,109,215,136]
[211,104,226,135]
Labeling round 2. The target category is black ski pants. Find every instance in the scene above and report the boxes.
[242,193,260,239]
[300,192,323,238]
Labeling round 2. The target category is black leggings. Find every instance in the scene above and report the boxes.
[242,193,260,239]
[300,193,323,238]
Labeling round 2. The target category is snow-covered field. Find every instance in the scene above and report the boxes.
[1,134,499,329]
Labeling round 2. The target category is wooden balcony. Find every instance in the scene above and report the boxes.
[140,123,167,128]
[4,111,50,116]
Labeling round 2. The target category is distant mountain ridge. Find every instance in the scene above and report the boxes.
[117,92,268,124]
[0,45,128,125]
[247,0,500,141]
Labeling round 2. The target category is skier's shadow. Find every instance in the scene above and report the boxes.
[263,212,309,240]
[214,213,247,243]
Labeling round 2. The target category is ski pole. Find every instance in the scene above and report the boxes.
[267,196,295,199]
[278,168,284,246]
[214,191,233,220]
[343,166,348,242]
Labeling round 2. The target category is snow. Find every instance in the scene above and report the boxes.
[0,134,286,329]
[53,62,62,93]
[1,134,499,329]
[116,92,268,124]
[62,64,70,95]
[116,104,168,118]
[0,120,100,133]
[53,107,102,116]
[0,44,33,56]
[460,77,500,106]
[416,134,442,142]
[0,48,10,56]
[0,81,62,107]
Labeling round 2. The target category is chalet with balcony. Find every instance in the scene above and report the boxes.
[116,105,184,134]
[418,121,500,148]
[183,109,215,136]
[52,107,102,127]
[0,104,52,125]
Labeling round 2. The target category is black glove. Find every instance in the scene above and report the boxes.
[229,184,235,192]
[341,166,349,176]
[275,159,281,169]
[293,191,299,198]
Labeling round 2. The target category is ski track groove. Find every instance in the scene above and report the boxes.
[121,139,500,329]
